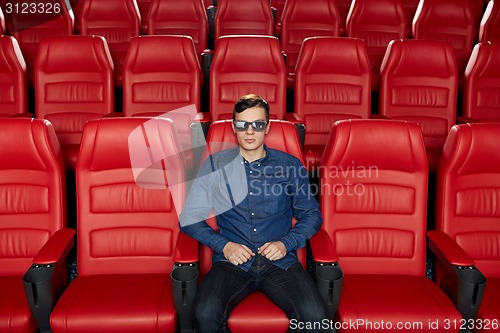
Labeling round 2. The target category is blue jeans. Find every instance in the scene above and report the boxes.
[193,254,329,332]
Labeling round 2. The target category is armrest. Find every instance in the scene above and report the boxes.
[192,111,211,124]
[10,112,33,118]
[201,50,213,90]
[284,113,303,125]
[174,231,199,264]
[101,112,123,118]
[457,116,480,124]
[23,228,76,333]
[427,230,474,267]
[370,114,390,119]
[310,229,338,263]
[207,6,216,49]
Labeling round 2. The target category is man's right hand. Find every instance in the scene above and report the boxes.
[222,242,255,265]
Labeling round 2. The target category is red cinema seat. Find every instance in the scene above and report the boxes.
[50,117,197,333]
[79,0,140,87]
[35,35,117,170]
[210,35,286,121]
[346,0,406,91]
[379,39,458,173]
[430,123,500,332]
[463,41,500,122]
[0,35,28,117]
[280,0,340,88]
[413,0,475,90]
[123,35,201,168]
[402,0,419,37]
[214,0,274,47]
[291,36,371,172]
[480,0,500,42]
[147,0,209,56]
[4,0,73,86]
[318,119,462,333]
[0,118,74,333]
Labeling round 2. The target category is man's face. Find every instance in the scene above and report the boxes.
[232,106,270,153]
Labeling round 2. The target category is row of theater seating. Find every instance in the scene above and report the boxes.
[0,116,498,333]
[1,33,499,174]
[1,0,499,90]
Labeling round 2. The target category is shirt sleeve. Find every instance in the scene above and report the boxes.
[179,157,230,254]
[279,160,323,252]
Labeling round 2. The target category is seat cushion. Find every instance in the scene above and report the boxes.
[50,274,177,333]
[337,274,462,332]
[0,276,37,333]
[228,292,290,333]
[476,277,500,333]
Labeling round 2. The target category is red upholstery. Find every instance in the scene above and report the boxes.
[147,0,208,55]
[50,117,185,333]
[136,0,151,33]
[0,35,27,117]
[68,0,82,33]
[200,119,305,333]
[204,0,212,7]
[210,35,286,120]
[413,0,475,90]
[35,35,115,170]
[402,0,419,37]
[294,36,371,171]
[463,41,500,122]
[0,118,66,333]
[379,39,458,173]
[5,0,73,86]
[435,123,500,332]
[336,0,351,36]
[80,0,140,87]
[123,35,201,168]
[214,0,274,47]
[270,0,287,36]
[0,5,5,35]
[346,0,405,91]
[480,0,500,42]
[321,119,462,332]
[280,0,340,87]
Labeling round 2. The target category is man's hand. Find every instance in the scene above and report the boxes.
[223,242,255,265]
[258,241,287,261]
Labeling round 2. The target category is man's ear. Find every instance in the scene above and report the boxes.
[265,121,271,134]
[231,121,236,133]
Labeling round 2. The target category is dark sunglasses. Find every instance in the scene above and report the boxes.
[233,120,268,132]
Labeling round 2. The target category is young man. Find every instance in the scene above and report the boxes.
[179,94,327,332]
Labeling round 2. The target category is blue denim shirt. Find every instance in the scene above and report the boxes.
[179,145,322,271]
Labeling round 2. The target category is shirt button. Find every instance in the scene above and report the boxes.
[251,212,255,216]
[249,171,253,174]
[249,192,253,195]
[258,164,261,167]
[253,228,257,232]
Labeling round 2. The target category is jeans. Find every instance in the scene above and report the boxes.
[193,254,329,333]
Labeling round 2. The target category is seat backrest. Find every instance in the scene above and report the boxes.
[295,36,371,146]
[413,0,475,77]
[346,0,405,91]
[321,119,428,275]
[199,119,305,277]
[80,0,140,87]
[147,0,208,55]
[214,0,274,46]
[210,35,286,120]
[35,36,114,146]
[464,41,500,121]
[380,39,458,150]
[280,0,340,77]
[76,117,185,276]
[480,0,500,42]
[0,35,27,117]
[436,123,500,277]
[402,0,419,37]
[0,118,66,276]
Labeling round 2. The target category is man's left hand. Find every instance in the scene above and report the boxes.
[258,241,287,261]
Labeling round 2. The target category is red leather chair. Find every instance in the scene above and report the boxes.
[290,36,371,172]
[346,0,405,91]
[0,35,29,117]
[195,119,341,333]
[402,0,419,37]
[214,0,274,47]
[430,123,500,332]
[123,35,201,169]
[462,41,500,122]
[50,117,197,333]
[35,35,117,170]
[280,0,340,88]
[319,119,462,332]
[413,0,475,90]
[210,35,286,121]
[4,0,73,86]
[79,0,140,88]
[0,118,74,333]
[136,0,151,33]
[379,39,458,173]
[480,0,500,42]
[147,0,208,56]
